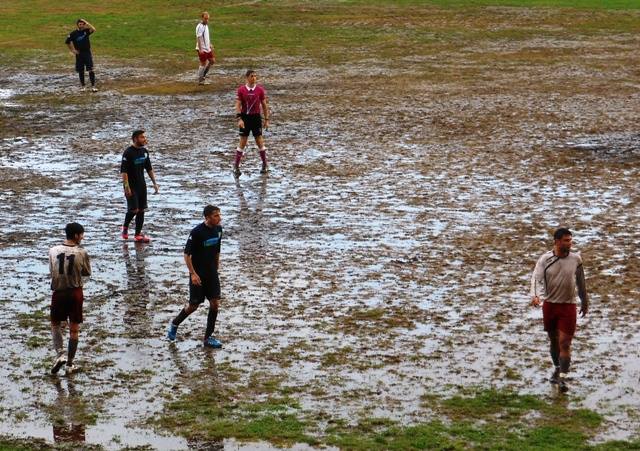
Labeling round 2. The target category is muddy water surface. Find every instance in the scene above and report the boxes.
[1,26,639,449]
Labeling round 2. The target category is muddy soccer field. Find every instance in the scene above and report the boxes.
[1,2,639,450]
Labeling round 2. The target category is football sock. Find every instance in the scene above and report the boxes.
[203,64,211,78]
[78,70,85,86]
[135,211,145,235]
[559,356,571,374]
[89,71,96,86]
[234,149,243,167]
[549,341,560,367]
[172,308,190,326]
[259,149,267,165]
[52,324,64,355]
[204,307,218,339]
[124,212,135,229]
[197,66,205,80]
[67,338,78,365]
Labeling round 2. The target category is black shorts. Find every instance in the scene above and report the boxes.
[51,288,84,323]
[75,52,94,72]
[239,114,262,138]
[126,187,148,212]
[189,273,220,305]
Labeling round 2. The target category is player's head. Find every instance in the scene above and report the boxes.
[201,11,210,23]
[131,129,147,146]
[76,19,86,29]
[203,205,221,225]
[553,227,572,253]
[245,70,257,84]
[65,222,85,241]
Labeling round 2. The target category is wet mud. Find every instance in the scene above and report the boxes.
[1,19,640,449]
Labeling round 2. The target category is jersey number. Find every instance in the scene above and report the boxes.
[56,253,75,275]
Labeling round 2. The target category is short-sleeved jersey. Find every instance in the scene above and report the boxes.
[237,85,266,115]
[195,22,212,52]
[184,223,222,276]
[65,29,92,53]
[120,146,152,190]
[49,244,91,291]
[530,251,584,304]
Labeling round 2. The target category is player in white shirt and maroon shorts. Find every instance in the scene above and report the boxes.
[48,223,91,376]
[530,228,589,393]
[234,70,270,177]
[196,11,215,85]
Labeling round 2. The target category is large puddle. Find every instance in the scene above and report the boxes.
[1,29,640,448]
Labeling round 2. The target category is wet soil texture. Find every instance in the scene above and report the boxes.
[1,14,640,449]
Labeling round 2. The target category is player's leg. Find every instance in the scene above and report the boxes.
[547,330,560,383]
[203,274,221,347]
[542,301,560,383]
[556,304,576,392]
[123,190,140,239]
[50,291,68,374]
[133,189,150,242]
[65,287,84,375]
[234,134,249,176]
[167,280,203,341]
[202,54,213,78]
[74,54,86,90]
[255,134,268,173]
[86,54,97,91]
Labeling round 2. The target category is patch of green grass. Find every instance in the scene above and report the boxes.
[1,0,638,71]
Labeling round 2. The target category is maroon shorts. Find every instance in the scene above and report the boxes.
[198,51,214,64]
[51,287,84,324]
[542,301,576,336]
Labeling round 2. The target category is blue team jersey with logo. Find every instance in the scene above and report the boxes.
[120,145,152,190]
[184,223,222,275]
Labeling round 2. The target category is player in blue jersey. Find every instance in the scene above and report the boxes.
[167,205,223,348]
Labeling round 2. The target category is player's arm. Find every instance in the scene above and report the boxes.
[82,252,91,277]
[121,172,132,197]
[530,258,544,307]
[66,39,78,55]
[576,264,588,317]
[261,97,270,129]
[82,20,96,33]
[235,98,244,129]
[147,169,159,193]
[184,253,201,286]
[196,27,205,53]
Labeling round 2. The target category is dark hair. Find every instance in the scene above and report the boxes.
[553,227,572,240]
[203,205,220,217]
[65,222,85,239]
[131,130,145,141]
[76,19,85,25]
[245,69,256,78]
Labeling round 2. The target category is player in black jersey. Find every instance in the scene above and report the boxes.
[120,130,159,243]
[167,205,223,348]
[65,19,98,92]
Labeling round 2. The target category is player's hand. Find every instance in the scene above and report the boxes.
[530,296,542,307]
[124,187,132,197]
[264,119,269,130]
[153,183,159,194]
[579,303,589,317]
[190,273,202,286]
[238,120,245,129]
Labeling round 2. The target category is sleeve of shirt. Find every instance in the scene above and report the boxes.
[120,149,129,173]
[575,255,588,305]
[144,150,153,172]
[259,87,266,101]
[530,255,545,298]
[82,250,91,277]
[65,33,73,44]
[196,24,203,38]
[184,232,195,255]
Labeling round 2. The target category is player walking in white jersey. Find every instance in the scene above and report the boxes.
[196,11,216,85]
[48,223,91,376]
[530,228,589,392]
